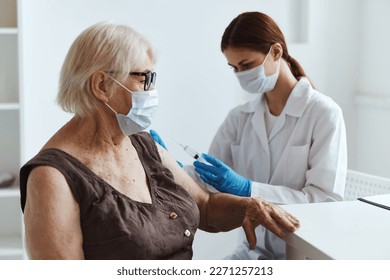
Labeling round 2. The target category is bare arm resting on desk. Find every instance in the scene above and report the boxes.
[157,144,300,249]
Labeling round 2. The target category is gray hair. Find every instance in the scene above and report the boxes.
[57,22,156,117]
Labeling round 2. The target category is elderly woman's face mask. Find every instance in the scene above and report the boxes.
[105,76,159,135]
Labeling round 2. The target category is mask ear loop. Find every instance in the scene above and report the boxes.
[104,75,135,114]
[108,75,134,94]
[264,45,281,74]
[269,43,284,62]
[261,46,274,66]
[104,102,118,114]
[274,45,282,74]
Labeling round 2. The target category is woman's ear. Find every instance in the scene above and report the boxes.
[91,71,111,102]
[271,43,283,61]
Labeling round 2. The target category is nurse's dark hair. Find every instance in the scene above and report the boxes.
[221,12,308,81]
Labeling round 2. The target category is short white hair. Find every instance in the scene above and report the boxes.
[57,22,156,117]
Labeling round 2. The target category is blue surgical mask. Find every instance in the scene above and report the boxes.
[106,77,159,135]
[235,47,280,94]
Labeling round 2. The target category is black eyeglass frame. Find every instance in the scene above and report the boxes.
[129,71,157,91]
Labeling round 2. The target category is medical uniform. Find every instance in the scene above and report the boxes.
[187,77,347,259]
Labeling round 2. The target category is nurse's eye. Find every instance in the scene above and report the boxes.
[241,63,252,70]
[230,65,238,72]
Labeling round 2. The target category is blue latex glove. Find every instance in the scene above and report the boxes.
[193,153,252,197]
[149,129,183,167]
[150,129,168,149]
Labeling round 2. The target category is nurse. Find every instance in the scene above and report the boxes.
[153,11,347,259]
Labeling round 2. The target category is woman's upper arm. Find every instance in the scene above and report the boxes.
[24,165,84,259]
[156,144,210,220]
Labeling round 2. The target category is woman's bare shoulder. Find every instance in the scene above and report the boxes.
[26,165,77,208]
[24,165,84,259]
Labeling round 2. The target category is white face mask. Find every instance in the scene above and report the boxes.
[106,77,159,135]
[235,47,280,94]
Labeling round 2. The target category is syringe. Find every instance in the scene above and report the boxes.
[171,138,210,165]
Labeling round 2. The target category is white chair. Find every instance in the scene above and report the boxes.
[344,169,390,201]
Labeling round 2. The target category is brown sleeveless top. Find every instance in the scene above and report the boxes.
[20,132,200,260]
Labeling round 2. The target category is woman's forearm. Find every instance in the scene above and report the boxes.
[200,192,247,232]
[200,192,300,249]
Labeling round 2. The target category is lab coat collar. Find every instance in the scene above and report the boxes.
[267,78,312,142]
[240,94,264,113]
[238,77,312,116]
[251,98,270,159]
[283,77,312,117]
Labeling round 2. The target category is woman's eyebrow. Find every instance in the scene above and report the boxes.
[228,59,249,67]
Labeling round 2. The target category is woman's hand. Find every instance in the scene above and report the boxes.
[242,198,300,249]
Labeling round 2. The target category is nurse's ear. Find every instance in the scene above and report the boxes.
[91,71,111,103]
[271,43,283,61]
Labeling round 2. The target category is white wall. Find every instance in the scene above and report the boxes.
[358,0,390,97]
[311,0,390,179]
[314,0,361,173]
[18,0,390,259]
[352,0,390,177]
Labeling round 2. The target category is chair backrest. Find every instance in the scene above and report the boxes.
[344,169,390,201]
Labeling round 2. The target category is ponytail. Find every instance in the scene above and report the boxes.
[286,54,305,79]
[285,54,315,88]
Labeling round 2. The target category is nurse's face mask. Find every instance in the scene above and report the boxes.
[235,46,280,94]
[105,75,159,136]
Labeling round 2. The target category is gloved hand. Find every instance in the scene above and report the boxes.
[150,129,168,149]
[193,153,252,197]
[149,129,183,167]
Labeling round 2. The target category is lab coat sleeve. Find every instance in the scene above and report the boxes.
[251,104,347,204]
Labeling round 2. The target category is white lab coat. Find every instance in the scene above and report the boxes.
[186,77,347,259]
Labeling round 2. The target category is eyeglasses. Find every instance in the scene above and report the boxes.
[129,71,157,91]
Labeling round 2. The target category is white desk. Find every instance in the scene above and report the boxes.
[282,194,390,259]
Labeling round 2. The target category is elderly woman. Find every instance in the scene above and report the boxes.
[19,23,299,260]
